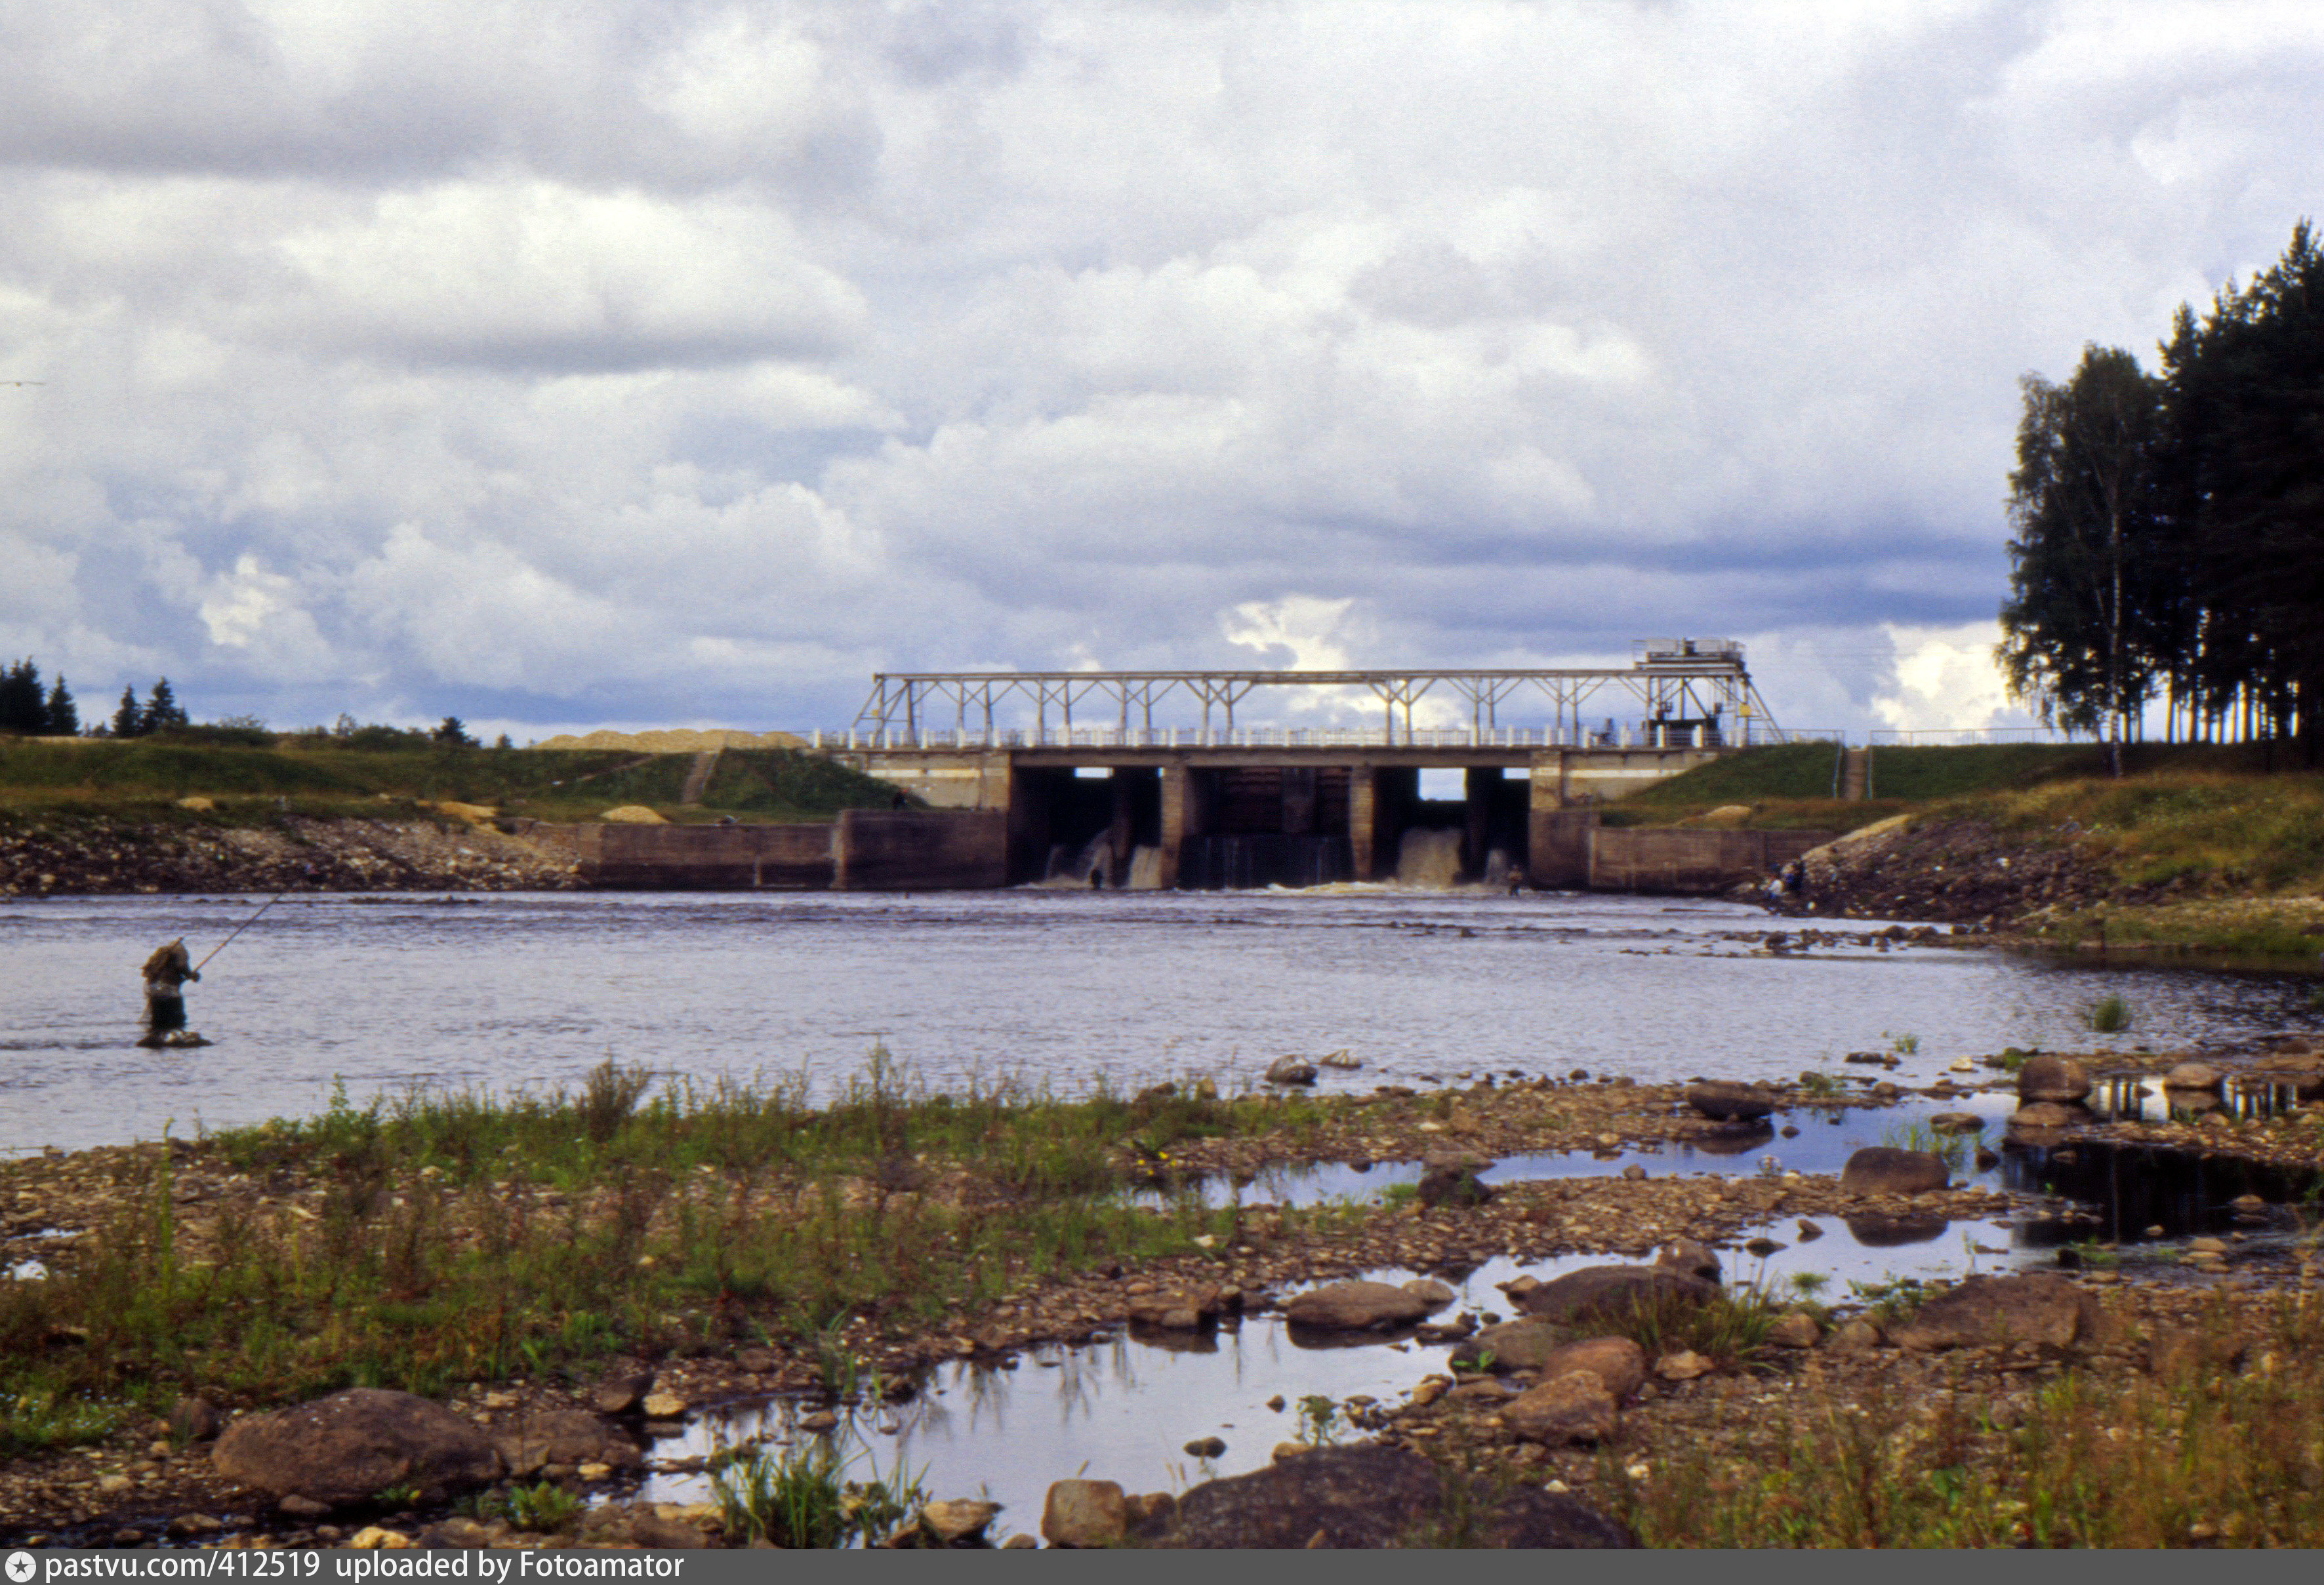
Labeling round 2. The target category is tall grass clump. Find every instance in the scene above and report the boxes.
[712,1437,928,1548]
[1880,1119,1969,1172]
[2084,993,2133,1033]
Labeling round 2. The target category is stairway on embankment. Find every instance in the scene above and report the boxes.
[1840,748,1871,800]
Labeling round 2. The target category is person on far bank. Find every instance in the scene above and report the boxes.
[142,938,197,1032]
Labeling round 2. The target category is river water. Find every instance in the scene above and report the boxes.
[3,888,2319,1154]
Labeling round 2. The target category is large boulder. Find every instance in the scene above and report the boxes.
[1839,1146,1949,1196]
[1265,1055,1318,1086]
[1684,1081,1778,1122]
[1511,1266,1717,1325]
[2017,1055,2092,1104]
[1284,1281,1433,1331]
[1886,1273,2102,1353]
[1137,1445,1634,1548]
[212,1390,502,1506]
[1500,1371,1619,1446]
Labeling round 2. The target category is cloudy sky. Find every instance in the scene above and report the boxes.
[3,1,2319,741]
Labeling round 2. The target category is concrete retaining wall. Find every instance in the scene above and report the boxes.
[834,809,1007,890]
[1585,826,1832,894]
[559,811,1007,891]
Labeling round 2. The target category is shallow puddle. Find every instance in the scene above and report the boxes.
[643,1209,2033,1533]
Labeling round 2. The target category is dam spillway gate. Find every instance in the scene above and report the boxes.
[820,643,1814,890]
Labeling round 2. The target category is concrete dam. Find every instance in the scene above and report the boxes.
[556,643,1832,893]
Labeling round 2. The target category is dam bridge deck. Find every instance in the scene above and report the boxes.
[811,641,1796,889]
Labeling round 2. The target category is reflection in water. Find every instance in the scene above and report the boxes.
[649,1210,2043,1529]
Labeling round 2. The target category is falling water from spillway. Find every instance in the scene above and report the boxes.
[1394,828,1464,889]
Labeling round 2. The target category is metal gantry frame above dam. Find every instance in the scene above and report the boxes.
[846,637,1791,750]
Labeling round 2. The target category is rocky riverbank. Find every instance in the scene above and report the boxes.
[1768,814,2144,929]
[3,1043,2321,1548]
[0,813,578,896]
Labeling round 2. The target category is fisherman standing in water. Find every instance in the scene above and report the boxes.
[141,938,199,1034]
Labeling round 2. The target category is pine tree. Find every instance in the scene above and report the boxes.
[43,677,77,736]
[144,678,189,732]
[0,660,43,734]
[1998,344,2167,774]
[112,685,146,739]
[434,715,475,747]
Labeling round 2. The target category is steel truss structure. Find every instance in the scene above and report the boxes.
[849,638,1789,747]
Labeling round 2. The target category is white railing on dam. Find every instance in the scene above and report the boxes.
[802,723,1799,752]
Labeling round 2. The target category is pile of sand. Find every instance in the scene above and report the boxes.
[598,805,668,824]
[530,729,807,753]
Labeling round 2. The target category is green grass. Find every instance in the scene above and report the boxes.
[0,737,910,825]
[1879,1120,1969,1172]
[2083,994,2133,1033]
[0,1388,121,1458]
[0,1056,1368,1414]
[712,1437,928,1549]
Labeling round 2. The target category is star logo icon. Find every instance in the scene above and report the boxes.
[5,1551,35,1582]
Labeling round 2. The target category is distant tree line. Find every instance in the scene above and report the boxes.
[0,665,506,748]
[2001,220,2324,769]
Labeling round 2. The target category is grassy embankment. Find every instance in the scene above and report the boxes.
[1621,742,2324,958]
[0,731,909,829]
[0,1060,1363,1449]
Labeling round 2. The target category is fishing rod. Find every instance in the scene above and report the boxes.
[193,889,289,973]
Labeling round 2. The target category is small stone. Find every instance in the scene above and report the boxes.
[592,1373,653,1416]
[166,1514,222,1538]
[1654,1350,1714,1382]
[1183,1437,1227,1459]
[1002,1533,1040,1548]
[1042,1479,1128,1548]
[169,1397,222,1443]
[2018,1054,2092,1104]
[1767,1311,1821,1349]
[97,1474,133,1495]
[1501,1371,1618,1445]
[1273,1443,1309,1462]
[1266,1395,1287,1412]
[920,1499,998,1546]
[1927,1112,1984,1134]
[1399,1278,1456,1307]
[348,1527,415,1550]
[1827,1319,1883,1354]
[1621,1165,1646,1181]
[576,1462,612,1481]
[639,1391,686,1418]
[277,1495,332,1519]
[798,1410,839,1432]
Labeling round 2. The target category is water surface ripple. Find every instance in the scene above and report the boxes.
[3,889,2317,1152]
